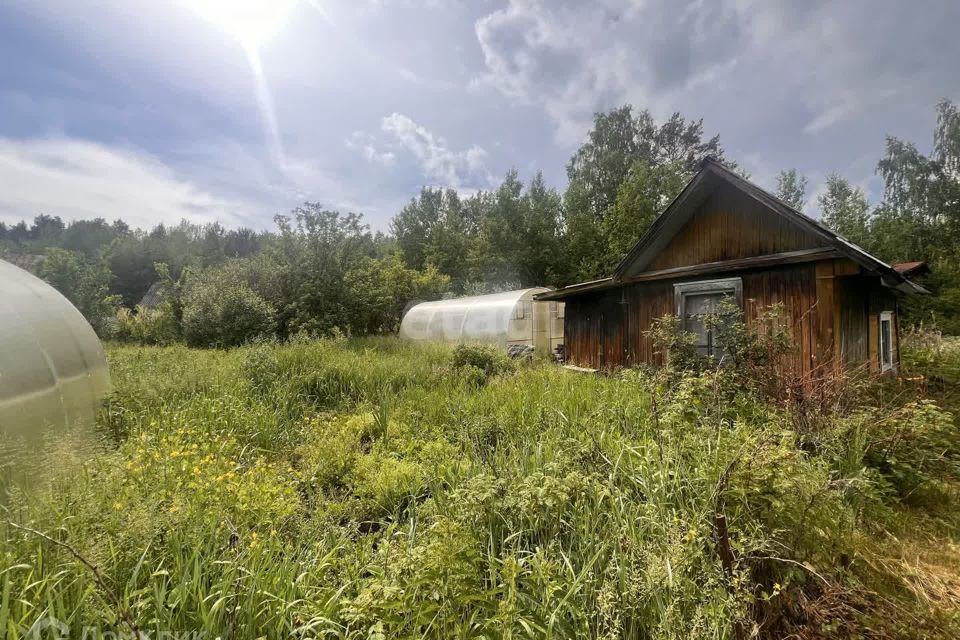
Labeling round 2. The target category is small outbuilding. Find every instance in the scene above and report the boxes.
[399,288,564,356]
[537,158,926,378]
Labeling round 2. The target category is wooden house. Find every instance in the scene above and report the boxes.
[537,158,927,377]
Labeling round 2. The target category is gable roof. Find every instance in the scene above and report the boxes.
[538,158,926,301]
[138,281,166,310]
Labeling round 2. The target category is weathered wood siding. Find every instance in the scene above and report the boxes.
[562,181,902,377]
[833,275,900,372]
[838,278,869,365]
[564,263,823,376]
[649,183,828,271]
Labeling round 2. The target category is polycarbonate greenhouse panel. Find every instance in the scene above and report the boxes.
[399,288,550,346]
[0,259,110,440]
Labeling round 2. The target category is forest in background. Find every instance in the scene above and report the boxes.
[2,100,959,344]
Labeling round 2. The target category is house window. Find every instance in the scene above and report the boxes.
[674,278,743,358]
[879,311,894,372]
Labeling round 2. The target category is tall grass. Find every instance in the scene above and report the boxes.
[1,336,958,638]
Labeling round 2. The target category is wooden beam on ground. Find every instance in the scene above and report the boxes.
[562,364,598,373]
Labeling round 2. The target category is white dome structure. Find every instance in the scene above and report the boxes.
[399,288,564,355]
[0,259,110,439]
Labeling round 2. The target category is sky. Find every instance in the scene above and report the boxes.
[0,0,957,232]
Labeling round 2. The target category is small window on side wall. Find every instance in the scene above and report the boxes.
[879,311,894,372]
[673,278,743,359]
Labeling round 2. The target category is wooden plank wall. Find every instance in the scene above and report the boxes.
[838,278,869,365]
[648,184,828,271]
[563,259,904,376]
[742,264,819,377]
[564,263,823,376]
[836,274,900,373]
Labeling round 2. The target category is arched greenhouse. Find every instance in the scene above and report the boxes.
[399,288,564,355]
[0,259,110,452]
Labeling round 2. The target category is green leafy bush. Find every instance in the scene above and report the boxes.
[649,301,796,403]
[182,280,276,348]
[823,400,959,500]
[647,312,701,369]
[901,327,960,386]
[451,343,514,383]
[39,247,120,336]
[113,303,179,345]
[350,451,425,519]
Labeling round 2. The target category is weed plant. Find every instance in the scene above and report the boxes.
[1,333,958,638]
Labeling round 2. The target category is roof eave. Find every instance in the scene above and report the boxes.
[534,278,615,300]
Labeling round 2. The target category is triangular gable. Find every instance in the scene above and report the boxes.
[639,181,829,273]
[612,158,925,294]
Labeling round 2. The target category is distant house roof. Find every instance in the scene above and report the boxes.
[893,261,930,278]
[1,253,46,275]
[538,157,928,301]
[138,281,166,310]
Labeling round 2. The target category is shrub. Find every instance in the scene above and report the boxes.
[345,254,450,335]
[113,303,179,345]
[901,326,960,387]
[648,313,701,370]
[451,343,514,383]
[39,247,120,336]
[349,451,425,519]
[182,281,276,348]
[297,413,374,497]
[649,301,795,400]
[847,400,957,500]
[708,301,793,369]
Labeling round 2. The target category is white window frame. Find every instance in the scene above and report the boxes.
[879,310,894,372]
[673,277,743,358]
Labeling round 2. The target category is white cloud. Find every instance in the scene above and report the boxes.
[380,113,492,188]
[0,137,257,229]
[472,0,960,148]
[472,0,636,145]
[471,0,746,145]
[345,132,397,167]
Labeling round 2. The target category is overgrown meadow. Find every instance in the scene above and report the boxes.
[2,336,959,639]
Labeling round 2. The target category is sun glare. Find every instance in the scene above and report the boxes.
[187,0,297,48]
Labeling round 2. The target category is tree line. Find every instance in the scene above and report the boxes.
[2,101,958,344]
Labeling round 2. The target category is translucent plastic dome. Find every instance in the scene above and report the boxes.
[399,288,564,354]
[0,259,110,439]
